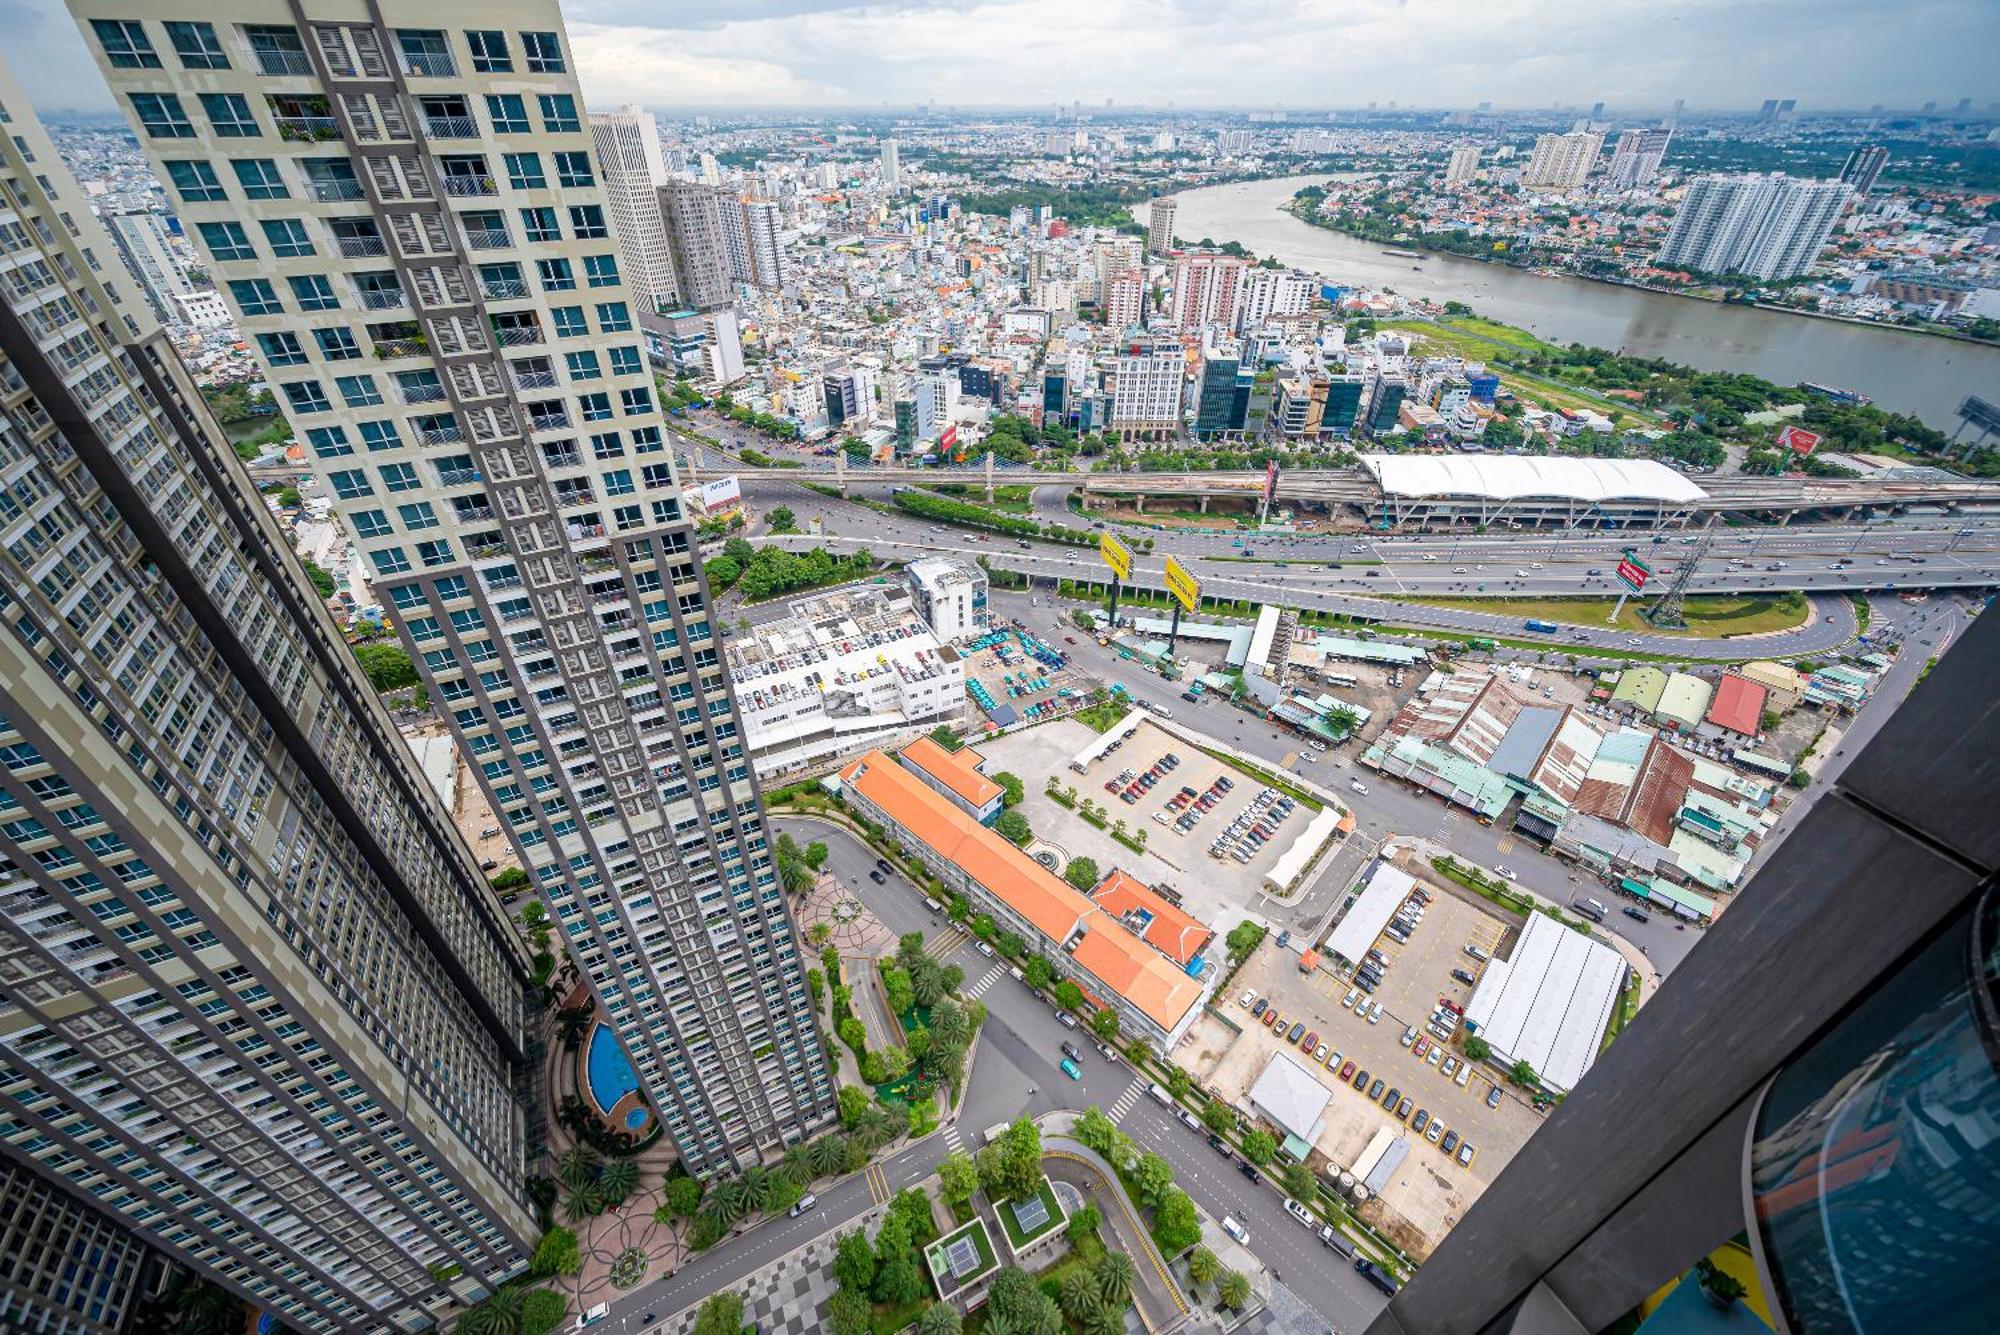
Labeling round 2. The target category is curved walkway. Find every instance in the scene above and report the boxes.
[1041,1131,1191,1332]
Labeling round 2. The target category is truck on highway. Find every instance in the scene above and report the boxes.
[1522,619,1561,634]
[1464,638,1497,652]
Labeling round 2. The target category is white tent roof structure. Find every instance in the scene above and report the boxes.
[1361,455,1708,504]
[1323,862,1414,966]
[1463,913,1626,1093]
[1247,1053,1332,1143]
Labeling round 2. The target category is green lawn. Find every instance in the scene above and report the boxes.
[1601,971,1644,1052]
[1379,320,1627,417]
[1400,593,1809,638]
[995,1177,1065,1249]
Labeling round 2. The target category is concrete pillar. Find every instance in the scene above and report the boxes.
[984,450,995,504]
[1199,495,1210,514]
[834,448,849,498]
[1134,496,1147,514]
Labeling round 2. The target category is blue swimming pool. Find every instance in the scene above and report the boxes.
[585,1023,640,1116]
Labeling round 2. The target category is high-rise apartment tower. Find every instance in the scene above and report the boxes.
[0,50,541,1331]
[103,209,193,323]
[1147,196,1177,254]
[658,180,738,312]
[879,137,899,193]
[1655,173,1853,280]
[589,104,678,314]
[1444,144,1481,185]
[68,0,836,1179]
[1839,144,1890,194]
[1606,127,1672,188]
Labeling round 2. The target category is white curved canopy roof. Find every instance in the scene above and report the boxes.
[1361,455,1708,504]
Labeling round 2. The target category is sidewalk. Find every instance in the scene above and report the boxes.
[1037,1117,1192,1332]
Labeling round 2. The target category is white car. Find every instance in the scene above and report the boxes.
[1495,866,1516,881]
[1350,779,1369,795]
[1239,989,1258,1009]
[1283,1197,1315,1226]
[1367,1002,1383,1025]
[1341,988,1358,1009]
[1221,1216,1250,1245]
[1307,739,1327,752]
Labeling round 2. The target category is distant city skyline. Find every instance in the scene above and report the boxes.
[4,0,1997,116]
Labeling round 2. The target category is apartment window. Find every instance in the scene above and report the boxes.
[398,502,440,531]
[620,386,653,416]
[522,30,564,72]
[584,254,620,288]
[351,508,392,538]
[231,159,288,200]
[131,93,194,139]
[199,93,260,138]
[165,21,228,70]
[537,93,579,133]
[91,20,161,69]
[328,469,372,499]
[498,152,543,191]
[551,306,586,338]
[358,420,400,450]
[608,346,643,377]
[536,257,575,292]
[604,469,635,497]
[372,547,413,576]
[596,301,631,333]
[521,207,560,242]
[164,159,224,201]
[569,205,607,239]
[256,332,305,366]
[578,392,612,422]
[287,275,338,311]
[335,374,383,407]
[564,350,601,380]
[633,425,662,452]
[305,426,352,457]
[553,151,593,188]
[465,30,511,73]
[282,381,331,414]
[590,431,625,459]
[260,219,314,257]
[395,29,455,78]
[228,278,281,316]
[485,94,528,135]
[379,462,421,492]
[197,222,254,262]
[315,328,360,360]
[418,539,455,567]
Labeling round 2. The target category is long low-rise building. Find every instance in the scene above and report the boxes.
[1464,912,1627,1094]
[1359,454,1707,528]
[838,747,1209,1049]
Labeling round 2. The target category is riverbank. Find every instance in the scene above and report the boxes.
[1283,197,2000,355]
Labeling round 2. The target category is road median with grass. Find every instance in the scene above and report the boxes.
[1400,592,1810,638]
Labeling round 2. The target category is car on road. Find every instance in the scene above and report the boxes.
[787,1193,818,1217]
[1059,1057,1082,1081]
[1208,1133,1230,1155]
[1487,1085,1504,1109]
[1355,1258,1401,1295]
[1318,1224,1356,1258]
[975,940,996,958]
[1056,1010,1078,1029]
[1177,1107,1202,1131]
[1441,1129,1461,1155]
[1622,906,1651,923]
[1349,779,1369,795]
[1222,1216,1250,1244]
[1495,865,1516,880]
[1283,1197,1315,1226]
[1064,636,1077,644]
[1060,1041,1081,1061]
[867,869,886,884]
[1096,1042,1118,1061]
[1238,1162,1262,1185]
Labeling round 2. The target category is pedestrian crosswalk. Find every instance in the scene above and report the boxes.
[939,1122,965,1155]
[924,925,972,959]
[1107,1075,1147,1121]
[963,964,1005,999]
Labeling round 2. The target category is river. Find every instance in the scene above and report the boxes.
[1168,174,2000,431]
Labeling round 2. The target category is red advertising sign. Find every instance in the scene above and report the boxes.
[939,423,958,452]
[1777,424,1822,456]
[1261,460,1280,509]
[1615,557,1651,593]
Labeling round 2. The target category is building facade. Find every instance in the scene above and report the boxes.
[69,2,835,1178]
[1839,144,1889,194]
[1146,196,1176,255]
[1605,127,1671,188]
[879,137,899,194]
[0,49,542,1329]
[1235,267,1314,333]
[658,179,737,312]
[1169,249,1245,332]
[740,197,787,290]
[104,210,193,324]
[1444,144,1480,185]
[1523,131,1603,190]
[1655,173,1853,280]
[588,104,676,314]
[1109,335,1184,438]
[0,1161,171,1334]
[904,557,988,642]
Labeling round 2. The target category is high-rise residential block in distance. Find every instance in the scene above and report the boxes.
[1444,144,1481,185]
[1839,144,1890,195]
[741,197,789,290]
[879,136,900,193]
[103,209,193,323]
[659,179,738,311]
[1654,173,1854,280]
[1606,127,1673,188]
[67,0,835,1181]
[1170,249,1247,332]
[0,1159,171,1332]
[590,104,678,314]
[0,50,539,1332]
[1523,130,1604,190]
[1147,195,1177,255]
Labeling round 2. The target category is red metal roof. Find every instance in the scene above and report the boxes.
[1705,674,1767,738]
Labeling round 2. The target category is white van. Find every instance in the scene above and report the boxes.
[1147,1082,1175,1108]
[1221,1216,1250,1244]
[1578,898,1608,923]
[575,1302,610,1330]
[1349,779,1369,796]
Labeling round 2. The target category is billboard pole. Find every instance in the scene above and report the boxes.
[1107,575,1121,627]
[1098,533,1135,632]
[1168,601,1183,655]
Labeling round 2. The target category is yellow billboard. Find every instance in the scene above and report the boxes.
[1098,532,1134,582]
[1163,556,1201,613]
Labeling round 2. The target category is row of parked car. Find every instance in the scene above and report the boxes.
[1334,1056,1480,1171]
[1106,750,1183,804]
[1208,786,1295,864]
[1158,773,1233,833]
[1278,1198,1401,1294]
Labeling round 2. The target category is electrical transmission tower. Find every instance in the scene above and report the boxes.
[1643,526,1716,629]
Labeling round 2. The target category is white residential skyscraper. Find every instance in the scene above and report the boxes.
[659,179,737,311]
[70,0,836,1191]
[104,209,193,323]
[1235,267,1315,332]
[1444,145,1481,185]
[590,104,677,313]
[1147,196,1177,255]
[1606,128,1673,188]
[879,137,900,193]
[1654,173,1854,280]
[741,197,788,290]
[1109,335,1185,439]
[1523,131,1604,190]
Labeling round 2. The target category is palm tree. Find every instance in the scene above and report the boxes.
[456,1285,525,1335]
[598,1157,639,1205]
[557,1147,599,1193]
[1095,1252,1137,1309]
[741,1166,783,1214]
[780,1143,814,1185]
[1060,1268,1103,1324]
[701,1178,752,1231]
[560,1184,601,1224]
[807,1134,846,1178]
[1083,1311,1124,1335]
[981,1312,1020,1335]
[854,1107,900,1151]
[915,1302,962,1335]
[1187,1245,1221,1289]
[1219,1270,1251,1311]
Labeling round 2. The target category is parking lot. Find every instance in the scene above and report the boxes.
[978,717,1314,924]
[958,626,1095,728]
[1345,885,1514,1036]
[1185,914,1546,1256]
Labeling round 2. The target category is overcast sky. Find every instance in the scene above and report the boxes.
[4,0,1995,116]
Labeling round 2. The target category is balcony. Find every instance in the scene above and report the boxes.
[309,179,364,202]
[401,384,448,405]
[512,369,558,390]
[484,572,524,591]
[402,51,456,78]
[359,288,408,310]
[373,337,429,360]
[419,424,464,446]
[464,228,511,251]
[422,115,478,138]
[442,175,496,198]
[336,236,387,258]
[253,48,315,77]
[456,503,496,522]
[467,540,508,559]
[274,116,340,143]
[480,278,528,300]
[528,411,572,433]
[493,326,542,347]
